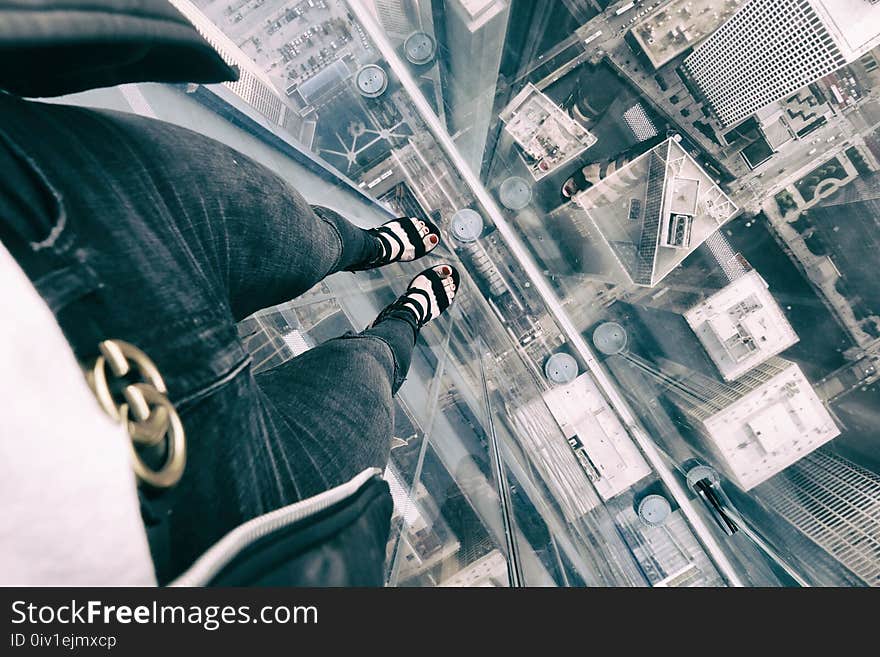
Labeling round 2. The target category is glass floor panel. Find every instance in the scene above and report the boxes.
[59,0,880,586]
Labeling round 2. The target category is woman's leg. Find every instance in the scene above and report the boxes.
[0,96,387,576]
[4,95,385,315]
[253,265,459,496]
[1,96,386,408]
[0,93,457,580]
[254,317,415,498]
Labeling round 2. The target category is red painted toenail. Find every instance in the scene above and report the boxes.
[430,235,438,244]
[442,266,451,275]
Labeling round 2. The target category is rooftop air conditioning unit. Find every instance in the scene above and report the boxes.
[664,213,693,248]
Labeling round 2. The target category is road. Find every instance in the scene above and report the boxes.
[516,0,666,88]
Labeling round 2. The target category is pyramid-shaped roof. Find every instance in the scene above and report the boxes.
[574,137,738,287]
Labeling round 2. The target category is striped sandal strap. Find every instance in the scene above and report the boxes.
[348,217,440,271]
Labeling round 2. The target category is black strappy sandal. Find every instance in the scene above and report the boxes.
[347,217,442,271]
[373,264,460,330]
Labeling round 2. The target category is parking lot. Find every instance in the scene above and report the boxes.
[197,0,376,97]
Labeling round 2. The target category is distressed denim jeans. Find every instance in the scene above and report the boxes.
[0,93,417,583]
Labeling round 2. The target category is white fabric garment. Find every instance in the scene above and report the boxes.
[0,241,156,585]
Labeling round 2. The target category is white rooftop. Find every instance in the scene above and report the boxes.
[670,177,700,215]
[501,83,597,181]
[810,0,880,62]
[700,360,840,490]
[684,270,799,381]
[542,373,651,500]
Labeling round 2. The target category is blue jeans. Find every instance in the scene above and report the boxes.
[0,93,417,583]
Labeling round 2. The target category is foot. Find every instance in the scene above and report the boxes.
[374,264,460,330]
[350,217,441,271]
[562,168,590,198]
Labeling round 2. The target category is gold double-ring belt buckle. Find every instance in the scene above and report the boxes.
[85,339,186,488]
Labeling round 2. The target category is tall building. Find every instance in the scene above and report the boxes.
[629,0,744,70]
[668,357,840,491]
[542,372,652,501]
[622,104,659,143]
[683,0,880,127]
[500,83,597,181]
[757,449,880,586]
[614,504,725,587]
[170,0,290,128]
[370,0,421,37]
[436,0,511,174]
[572,136,738,287]
[684,269,799,381]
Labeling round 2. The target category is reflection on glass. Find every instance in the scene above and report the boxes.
[63,0,880,586]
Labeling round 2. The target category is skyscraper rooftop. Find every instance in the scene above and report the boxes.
[500,83,597,180]
[542,372,652,501]
[811,0,880,61]
[573,136,738,287]
[629,0,745,69]
[684,270,800,381]
[684,358,840,491]
[169,0,289,127]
